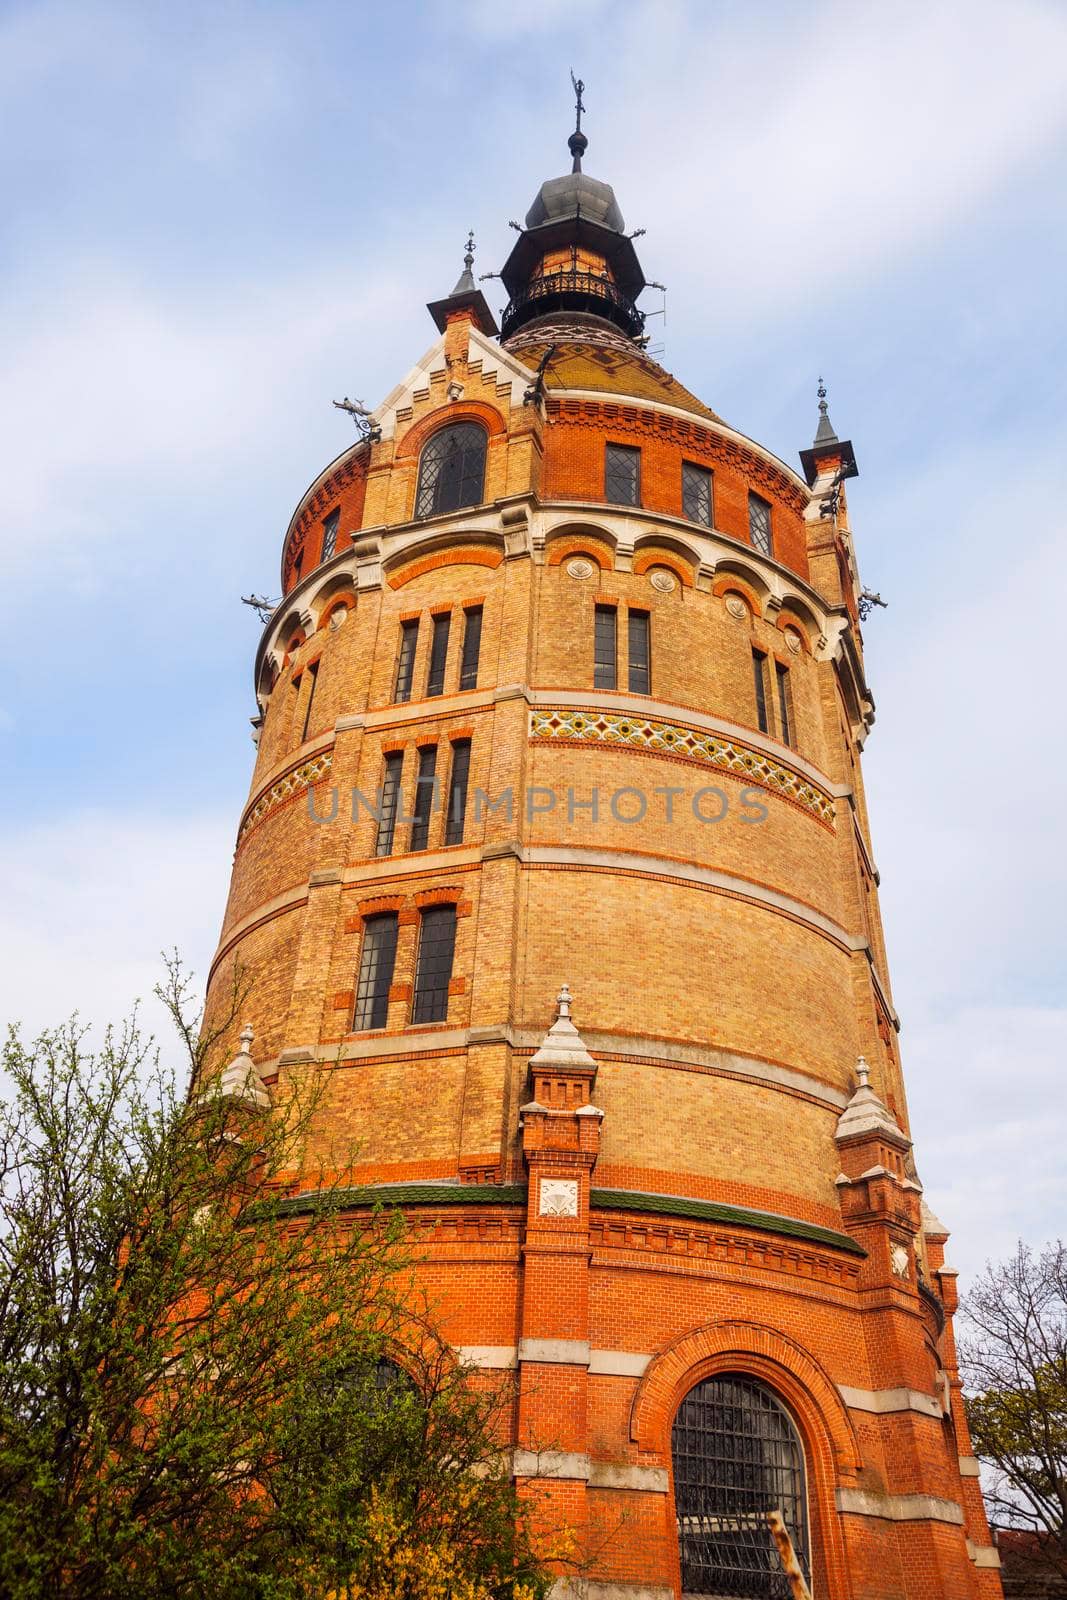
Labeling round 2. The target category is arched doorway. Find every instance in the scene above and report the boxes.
[671,1374,809,1596]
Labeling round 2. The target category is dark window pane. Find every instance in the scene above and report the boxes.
[628,610,651,695]
[671,1375,809,1598]
[321,508,340,562]
[594,605,617,690]
[752,650,769,734]
[459,606,482,690]
[776,661,794,747]
[394,619,419,703]
[605,443,640,506]
[682,462,713,527]
[300,660,318,743]
[415,424,487,518]
[444,740,471,846]
[426,612,451,697]
[353,914,398,1030]
[375,752,404,856]
[409,744,438,852]
[412,905,457,1024]
[749,492,772,556]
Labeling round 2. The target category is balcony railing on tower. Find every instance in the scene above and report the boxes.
[501,266,645,339]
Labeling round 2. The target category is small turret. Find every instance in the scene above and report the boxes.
[427,230,499,336]
[799,377,858,487]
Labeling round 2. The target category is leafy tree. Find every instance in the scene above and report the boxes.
[960,1240,1067,1583]
[0,962,548,1600]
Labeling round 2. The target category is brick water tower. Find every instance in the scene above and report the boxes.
[205,102,1001,1598]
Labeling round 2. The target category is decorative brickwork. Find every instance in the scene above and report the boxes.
[528,706,836,824]
[203,140,1000,1599]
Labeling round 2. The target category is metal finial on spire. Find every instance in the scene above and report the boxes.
[464,229,475,272]
[568,70,588,173]
[813,374,839,447]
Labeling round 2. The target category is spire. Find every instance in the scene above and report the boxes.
[426,229,499,336]
[835,1055,908,1147]
[212,1022,270,1108]
[814,376,839,446]
[528,983,598,1075]
[569,70,588,173]
[449,229,477,296]
[799,374,859,487]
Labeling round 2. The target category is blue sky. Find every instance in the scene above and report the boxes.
[2,0,1065,1283]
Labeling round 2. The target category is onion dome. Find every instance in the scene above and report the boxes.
[500,83,645,341]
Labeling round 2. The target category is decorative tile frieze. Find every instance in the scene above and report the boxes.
[529,708,835,826]
[238,750,334,843]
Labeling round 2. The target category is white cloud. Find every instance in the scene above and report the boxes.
[907,1005,1067,1284]
[0,259,420,590]
[0,808,233,1051]
[495,0,1067,322]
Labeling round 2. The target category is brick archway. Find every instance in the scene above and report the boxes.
[631,1320,859,1600]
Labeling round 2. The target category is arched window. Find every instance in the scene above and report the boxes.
[415,423,487,519]
[672,1375,809,1597]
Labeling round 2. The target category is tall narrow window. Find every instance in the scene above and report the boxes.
[300,660,319,743]
[445,740,471,846]
[426,612,451,697]
[749,491,773,556]
[409,744,438,852]
[375,752,404,857]
[752,649,770,734]
[352,914,398,1031]
[411,904,457,1025]
[459,606,483,690]
[672,1375,809,1597]
[321,508,340,563]
[681,461,713,527]
[394,619,419,703]
[628,610,651,694]
[605,443,640,506]
[415,423,487,519]
[594,605,617,690]
[776,661,794,748]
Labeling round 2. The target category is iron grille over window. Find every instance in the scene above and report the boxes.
[426,612,451,697]
[752,650,770,735]
[321,508,340,563]
[682,462,713,527]
[375,752,404,857]
[775,662,794,748]
[672,1375,809,1598]
[353,914,398,1030]
[415,424,487,519]
[594,605,617,691]
[409,744,438,852]
[749,492,773,557]
[459,606,483,690]
[394,619,419,703]
[628,610,651,694]
[412,904,457,1024]
[605,443,640,506]
[300,660,318,743]
[445,740,471,846]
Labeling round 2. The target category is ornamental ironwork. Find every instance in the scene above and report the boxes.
[501,268,645,340]
[414,423,487,519]
[672,1375,810,1598]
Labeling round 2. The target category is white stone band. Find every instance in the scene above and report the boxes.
[835,1488,964,1525]
[838,1384,943,1419]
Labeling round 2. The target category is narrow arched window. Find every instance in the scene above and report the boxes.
[415,423,487,519]
[672,1375,809,1597]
